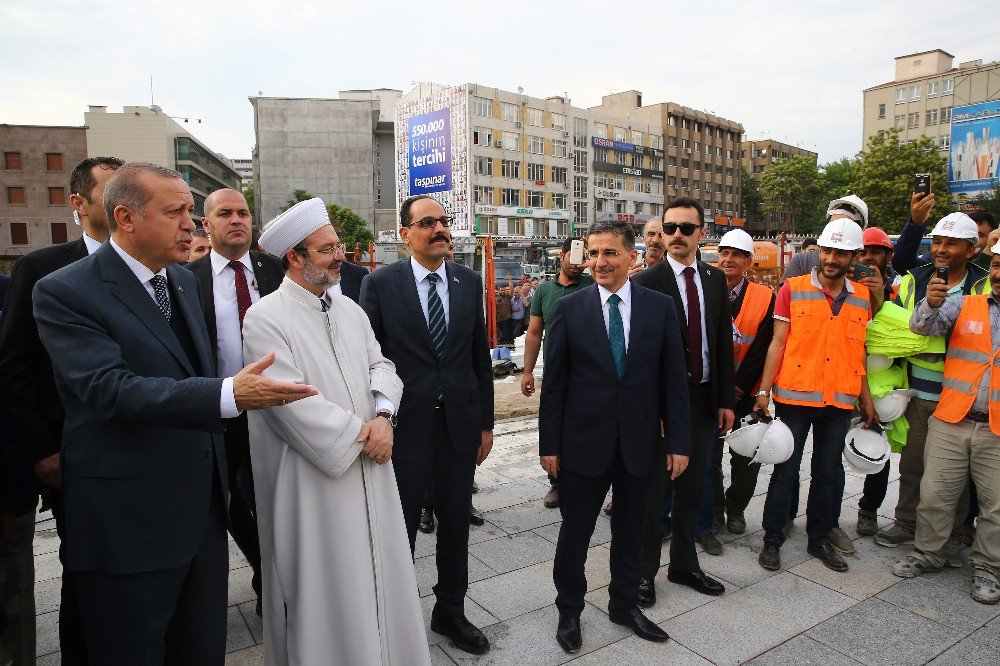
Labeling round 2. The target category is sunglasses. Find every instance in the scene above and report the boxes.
[406,216,453,229]
[663,222,701,236]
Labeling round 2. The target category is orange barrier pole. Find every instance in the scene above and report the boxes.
[484,236,497,349]
[367,241,376,271]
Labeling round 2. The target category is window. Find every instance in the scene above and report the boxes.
[474,156,493,176]
[650,203,663,217]
[651,180,663,195]
[501,159,520,179]
[693,181,700,191]
[907,112,920,129]
[895,88,906,104]
[694,121,702,132]
[726,168,734,177]
[474,185,494,204]
[771,149,779,158]
[48,187,66,205]
[632,130,643,145]
[650,156,662,171]
[573,150,587,173]
[705,182,712,193]
[681,119,690,130]
[527,162,545,181]
[939,136,950,149]
[552,139,568,158]
[528,135,544,155]
[681,158,690,168]
[551,166,567,184]
[668,176,677,187]
[717,128,723,139]
[593,123,607,138]
[473,96,493,117]
[45,153,64,171]
[51,222,68,244]
[668,136,677,147]
[609,175,624,190]
[527,190,545,207]
[909,85,920,101]
[693,161,701,172]
[551,193,568,209]
[616,152,628,166]
[942,106,952,122]
[716,147,723,157]
[551,113,567,130]
[716,165,723,175]
[613,126,627,142]
[574,201,588,226]
[634,203,644,214]
[4,152,22,170]
[614,200,627,213]
[572,117,588,147]
[754,165,765,174]
[927,81,940,97]
[650,134,662,149]
[501,188,520,206]
[526,107,544,127]
[694,142,701,152]
[668,115,677,127]
[682,139,690,149]
[704,199,712,212]
[595,173,608,188]
[10,222,28,245]
[502,131,519,150]
[631,179,643,193]
[894,115,906,129]
[943,79,954,95]
[502,102,519,122]
[473,127,492,147]
[573,175,588,198]
[926,109,938,125]
[668,155,677,166]
[680,178,689,189]
[726,185,734,195]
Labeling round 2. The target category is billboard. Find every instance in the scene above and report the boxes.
[407,109,452,194]
[949,101,1000,206]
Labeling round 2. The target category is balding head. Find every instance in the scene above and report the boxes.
[204,188,245,217]
[202,188,252,260]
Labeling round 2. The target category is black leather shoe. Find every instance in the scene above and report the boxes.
[667,569,725,596]
[430,611,490,655]
[419,508,435,533]
[470,505,485,526]
[556,616,581,653]
[759,541,781,571]
[637,577,656,608]
[608,607,668,642]
[808,542,849,572]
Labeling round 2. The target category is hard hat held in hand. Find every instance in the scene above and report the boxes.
[818,218,864,251]
[844,422,890,474]
[866,353,892,373]
[724,411,773,458]
[873,389,915,423]
[719,229,755,254]
[751,418,795,465]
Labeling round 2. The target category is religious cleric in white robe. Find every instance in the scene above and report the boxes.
[243,198,430,665]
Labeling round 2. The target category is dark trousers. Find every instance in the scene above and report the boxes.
[763,403,851,547]
[393,408,477,618]
[859,460,892,513]
[554,441,650,617]
[51,489,88,665]
[74,485,229,665]
[642,382,714,579]
[224,415,261,599]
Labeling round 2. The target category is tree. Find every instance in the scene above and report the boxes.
[971,181,1000,220]
[739,166,764,229]
[820,157,855,202]
[849,128,950,233]
[281,188,374,251]
[243,185,254,216]
[759,155,826,234]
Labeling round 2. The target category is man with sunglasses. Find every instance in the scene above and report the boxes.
[634,196,736,605]
[360,195,494,655]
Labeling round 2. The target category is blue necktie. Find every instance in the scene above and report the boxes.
[150,275,172,323]
[608,293,625,379]
[426,273,447,359]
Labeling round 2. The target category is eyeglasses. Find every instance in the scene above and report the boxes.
[301,243,346,256]
[663,223,701,236]
[406,216,453,229]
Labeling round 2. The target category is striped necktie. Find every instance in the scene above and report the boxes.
[426,272,447,358]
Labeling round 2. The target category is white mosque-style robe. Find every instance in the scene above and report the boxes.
[243,277,430,666]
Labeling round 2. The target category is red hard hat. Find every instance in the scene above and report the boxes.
[863,227,894,249]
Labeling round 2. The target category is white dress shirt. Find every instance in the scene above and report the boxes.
[82,231,102,255]
[597,280,632,351]
[209,250,261,380]
[108,238,239,418]
[330,282,343,297]
[665,254,710,383]
[410,256,450,327]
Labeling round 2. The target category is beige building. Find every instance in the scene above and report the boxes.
[1,124,88,262]
[862,50,1000,152]
[740,139,818,234]
[85,105,241,218]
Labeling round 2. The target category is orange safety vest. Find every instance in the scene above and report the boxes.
[773,274,869,410]
[733,280,773,369]
[933,295,1000,435]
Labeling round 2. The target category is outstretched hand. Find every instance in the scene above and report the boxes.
[234,352,318,411]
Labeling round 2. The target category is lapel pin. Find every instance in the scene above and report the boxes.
[256,261,263,268]
[706,269,711,276]
[177,284,185,293]
[453,276,460,284]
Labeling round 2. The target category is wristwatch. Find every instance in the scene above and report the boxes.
[755,390,770,398]
[376,409,398,428]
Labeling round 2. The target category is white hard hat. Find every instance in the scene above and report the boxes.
[817,218,864,251]
[930,212,978,241]
[827,194,869,228]
[844,424,890,474]
[866,354,892,373]
[752,418,795,465]
[873,389,915,423]
[719,229,755,255]
[724,412,772,458]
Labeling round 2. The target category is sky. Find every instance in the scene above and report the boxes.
[1,0,995,165]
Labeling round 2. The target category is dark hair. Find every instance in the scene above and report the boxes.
[279,245,308,272]
[192,228,209,239]
[969,211,998,230]
[560,236,582,253]
[588,220,635,251]
[399,194,434,226]
[103,162,183,231]
[802,237,818,248]
[663,196,704,224]
[70,157,124,202]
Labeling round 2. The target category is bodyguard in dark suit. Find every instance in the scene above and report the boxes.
[360,195,494,655]
[31,163,315,663]
[0,156,123,663]
[541,220,691,653]
[634,197,736,604]
[337,259,368,302]
[186,188,283,613]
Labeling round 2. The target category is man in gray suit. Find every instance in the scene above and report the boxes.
[32,163,316,664]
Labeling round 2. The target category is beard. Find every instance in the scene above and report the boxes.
[302,257,339,290]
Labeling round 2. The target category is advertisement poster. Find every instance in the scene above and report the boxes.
[949,101,1000,206]
[407,109,452,195]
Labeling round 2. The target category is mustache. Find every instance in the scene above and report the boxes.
[431,233,450,243]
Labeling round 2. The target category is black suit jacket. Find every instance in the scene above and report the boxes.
[539,284,691,477]
[32,243,228,573]
[0,237,89,467]
[360,260,493,460]
[339,261,369,303]
[633,260,735,414]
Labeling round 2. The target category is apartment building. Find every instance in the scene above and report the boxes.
[740,139,818,234]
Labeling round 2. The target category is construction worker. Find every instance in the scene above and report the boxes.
[874,212,989,553]
[890,246,1000,605]
[755,218,876,573]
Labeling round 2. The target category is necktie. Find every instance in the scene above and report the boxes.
[683,266,703,385]
[229,261,252,330]
[608,293,625,379]
[320,298,329,312]
[426,273,447,359]
[150,275,171,323]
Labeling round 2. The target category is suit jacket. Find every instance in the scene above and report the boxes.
[539,284,691,477]
[32,243,228,574]
[360,260,493,460]
[633,260,735,414]
[0,237,88,467]
[339,261,369,303]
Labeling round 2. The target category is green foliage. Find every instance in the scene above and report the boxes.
[759,155,827,234]
[971,181,1000,220]
[820,157,854,200]
[281,188,374,251]
[739,166,764,228]
[283,189,313,211]
[243,185,254,215]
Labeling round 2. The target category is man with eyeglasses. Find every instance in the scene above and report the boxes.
[360,195,495,655]
[633,196,735,606]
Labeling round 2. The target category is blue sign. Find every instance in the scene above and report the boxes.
[949,100,1000,205]
[408,109,452,195]
[592,136,634,153]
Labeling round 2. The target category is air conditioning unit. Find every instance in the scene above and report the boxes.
[563,183,570,188]
[495,141,503,148]
[562,131,570,137]
[514,121,522,128]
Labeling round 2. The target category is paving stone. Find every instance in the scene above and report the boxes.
[225,644,264,664]
[415,518,511,559]
[746,634,864,665]
[470,531,557,574]
[421,593,498,646]
[929,626,1000,665]
[439,602,629,665]
[789,534,903,601]
[431,644,457,665]
[662,572,856,665]
[806,598,963,665]
[35,609,59,657]
[226,604,255,653]
[228,565,257,607]
[34,548,62,583]
[533,516,611,548]
[37,653,61,666]
[416,552,497,597]
[32,523,61,557]
[569,633,711,664]
[585,569,740,625]
[876,566,1000,633]
[237,600,263,645]
[34,575,61,615]
[473,478,551,513]
[228,536,249,570]
[484,500,563,535]
[489,461,550,485]
[698,529,814,589]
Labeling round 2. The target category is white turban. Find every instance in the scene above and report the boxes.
[259,197,331,256]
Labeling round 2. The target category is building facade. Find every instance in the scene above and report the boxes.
[231,158,253,190]
[1,124,88,262]
[863,50,1000,152]
[740,138,818,234]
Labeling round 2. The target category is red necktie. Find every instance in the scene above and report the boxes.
[683,266,703,385]
[229,261,252,331]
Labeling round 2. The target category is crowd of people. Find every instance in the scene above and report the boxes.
[0,156,996,664]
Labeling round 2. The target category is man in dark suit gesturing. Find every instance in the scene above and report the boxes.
[186,188,283,615]
[32,163,316,663]
[541,220,691,652]
[634,196,736,604]
[360,194,494,655]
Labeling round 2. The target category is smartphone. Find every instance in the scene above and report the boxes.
[935,265,949,284]
[569,239,584,264]
[914,173,932,197]
[851,263,877,281]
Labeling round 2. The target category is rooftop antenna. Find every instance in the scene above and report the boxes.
[150,75,154,106]
[517,86,524,94]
